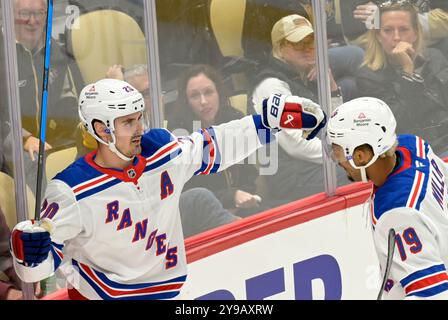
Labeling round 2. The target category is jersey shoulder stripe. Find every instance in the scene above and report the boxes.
[73,259,186,300]
[141,128,176,159]
[144,139,182,173]
[53,155,104,188]
[373,135,430,222]
[53,155,122,201]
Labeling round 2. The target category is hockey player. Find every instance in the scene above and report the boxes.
[326,97,448,299]
[9,79,326,300]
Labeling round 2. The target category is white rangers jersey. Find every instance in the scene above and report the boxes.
[371,135,448,299]
[13,115,274,300]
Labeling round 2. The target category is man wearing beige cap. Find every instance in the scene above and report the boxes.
[263,14,341,99]
[250,14,349,204]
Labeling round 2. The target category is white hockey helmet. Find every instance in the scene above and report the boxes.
[326,97,397,181]
[79,78,145,161]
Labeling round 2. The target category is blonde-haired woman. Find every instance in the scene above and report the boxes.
[356,1,448,156]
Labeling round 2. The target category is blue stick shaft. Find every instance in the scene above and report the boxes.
[35,0,54,220]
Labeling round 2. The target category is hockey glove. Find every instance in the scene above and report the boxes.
[261,93,326,140]
[10,219,53,267]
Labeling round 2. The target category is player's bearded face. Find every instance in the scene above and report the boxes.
[114,112,144,157]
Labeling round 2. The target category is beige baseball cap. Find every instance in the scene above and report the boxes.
[271,14,314,45]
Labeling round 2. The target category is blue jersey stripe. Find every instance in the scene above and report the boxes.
[194,128,221,175]
[414,140,431,210]
[140,128,176,159]
[415,167,430,211]
[252,115,274,145]
[207,127,221,174]
[73,260,184,300]
[94,268,187,290]
[113,291,180,300]
[54,157,105,188]
[50,244,63,270]
[144,149,182,173]
[373,135,430,221]
[401,264,446,287]
[75,179,122,201]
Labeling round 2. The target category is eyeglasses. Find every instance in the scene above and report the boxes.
[17,10,47,20]
[288,36,315,51]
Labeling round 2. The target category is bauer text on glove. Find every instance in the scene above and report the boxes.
[261,93,326,139]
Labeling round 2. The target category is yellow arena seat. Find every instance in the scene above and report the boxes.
[68,9,148,84]
[46,147,78,182]
[0,172,35,230]
[210,0,250,115]
[209,0,246,57]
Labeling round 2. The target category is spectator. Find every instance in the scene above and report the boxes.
[251,14,349,204]
[242,0,365,101]
[356,1,448,156]
[350,0,448,56]
[0,0,84,195]
[103,64,152,127]
[169,64,265,218]
[11,0,83,150]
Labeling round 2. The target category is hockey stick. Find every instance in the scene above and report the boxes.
[377,228,396,300]
[34,0,54,222]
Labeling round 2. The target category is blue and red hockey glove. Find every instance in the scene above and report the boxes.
[262,93,326,140]
[10,219,53,267]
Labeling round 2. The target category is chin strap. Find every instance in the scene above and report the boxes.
[354,153,379,183]
[360,167,369,183]
[108,142,134,162]
[94,130,135,162]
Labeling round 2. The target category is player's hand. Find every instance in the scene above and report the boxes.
[10,219,53,267]
[23,136,52,162]
[261,93,326,139]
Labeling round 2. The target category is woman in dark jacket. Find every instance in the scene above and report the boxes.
[356,1,448,156]
[168,64,264,217]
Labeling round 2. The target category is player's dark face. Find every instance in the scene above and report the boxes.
[332,144,362,182]
[114,111,144,157]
